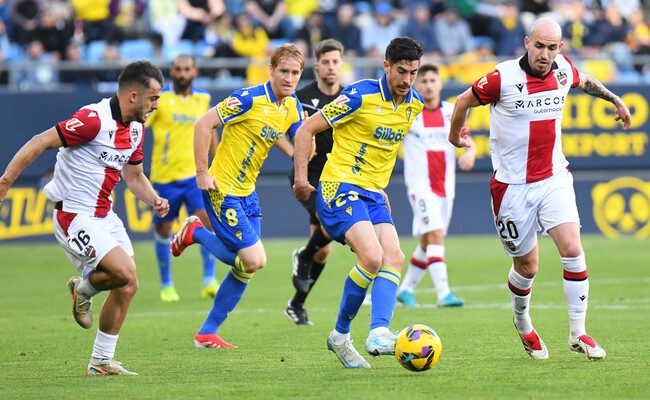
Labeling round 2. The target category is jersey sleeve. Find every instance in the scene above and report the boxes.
[563,55,581,88]
[215,88,254,125]
[286,96,304,140]
[471,70,501,105]
[320,83,362,127]
[55,108,102,147]
[128,123,145,165]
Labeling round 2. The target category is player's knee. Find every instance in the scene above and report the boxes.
[112,263,137,287]
[384,249,405,271]
[514,261,538,278]
[559,243,583,258]
[358,254,383,273]
[243,255,266,273]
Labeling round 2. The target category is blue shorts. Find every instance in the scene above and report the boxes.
[153,177,204,224]
[316,182,393,244]
[202,189,262,251]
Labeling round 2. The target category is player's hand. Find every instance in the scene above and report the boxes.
[0,176,11,205]
[196,170,218,190]
[614,101,632,130]
[153,196,169,218]
[449,126,472,148]
[380,189,391,213]
[293,179,315,201]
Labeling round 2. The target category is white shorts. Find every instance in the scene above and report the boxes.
[490,169,580,257]
[53,209,134,278]
[407,190,453,237]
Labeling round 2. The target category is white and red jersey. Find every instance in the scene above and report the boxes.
[403,101,457,199]
[472,54,580,184]
[44,97,145,218]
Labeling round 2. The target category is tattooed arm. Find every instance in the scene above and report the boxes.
[577,72,632,129]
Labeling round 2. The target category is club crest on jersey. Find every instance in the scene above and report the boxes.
[65,118,84,131]
[130,128,139,142]
[406,107,413,121]
[556,70,568,86]
[226,96,242,108]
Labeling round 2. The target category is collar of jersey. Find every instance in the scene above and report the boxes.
[379,74,414,104]
[519,52,559,80]
[110,96,125,125]
[263,81,277,103]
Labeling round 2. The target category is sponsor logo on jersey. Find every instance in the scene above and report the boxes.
[516,83,525,92]
[311,98,320,107]
[260,125,284,141]
[227,97,242,108]
[477,76,488,89]
[334,95,350,105]
[373,126,405,142]
[99,151,130,164]
[514,95,566,110]
[65,118,84,132]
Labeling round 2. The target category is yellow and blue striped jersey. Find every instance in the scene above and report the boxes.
[146,84,211,184]
[319,75,424,190]
[210,81,303,196]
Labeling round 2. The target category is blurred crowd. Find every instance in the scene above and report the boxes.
[1,0,650,90]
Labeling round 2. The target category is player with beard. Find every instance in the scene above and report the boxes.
[146,55,219,302]
[285,39,345,326]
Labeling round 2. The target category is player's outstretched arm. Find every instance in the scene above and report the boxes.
[0,127,61,204]
[194,107,222,190]
[449,88,480,148]
[122,163,169,217]
[292,112,329,201]
[577,72,631,130]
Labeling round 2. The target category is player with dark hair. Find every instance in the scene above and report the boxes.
[285,38,345,326]
[171,44,305,349]
[0,60,169,375]
[293,37,425,368]
[449,18,631,360]
[146,55,219,302]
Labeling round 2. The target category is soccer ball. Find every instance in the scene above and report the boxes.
[394,324,442,372]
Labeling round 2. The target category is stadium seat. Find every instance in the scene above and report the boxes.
[119,39,155,62]
[85,40,108,63]
[162,40,195,61]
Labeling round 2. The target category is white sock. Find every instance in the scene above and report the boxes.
[426,244,450,300]
[399,246,428,293]
[368,327,390,338]
[562,253,589,337]
[91,330,118,360]
[508,266,534,334]
[78,278,100,298]
[330,330,351,345]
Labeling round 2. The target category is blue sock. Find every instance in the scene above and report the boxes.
[200,244,217,285]
[370,266,401,330]
[193,227,236,266]
[335,264,376,334]
[198,266,252,334]
[154,233,172,287]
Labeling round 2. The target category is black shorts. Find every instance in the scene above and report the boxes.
[288,175,319,225]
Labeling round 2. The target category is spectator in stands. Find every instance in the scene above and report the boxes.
[285,0,318,33]
[13,39,59,90]
[329,2,361,56]
[29,5,73,60]
[71,0,114,43]
[588,4,633,71]
[294,9,331,57]
[110,0,147,41]
[361,2,401,58]
[232,12,270,83]
[149,0,186,48]
[60,41,96,84]
[487,1,527,56]
[401,2,440,57]
[178,0,225,42]
[627,8,650,73]
[10,0,43,45]
[434,5,474,58]
[561,0,597,56]
[245,0,293,39]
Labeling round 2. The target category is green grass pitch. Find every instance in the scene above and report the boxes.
[1,235,648,399]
